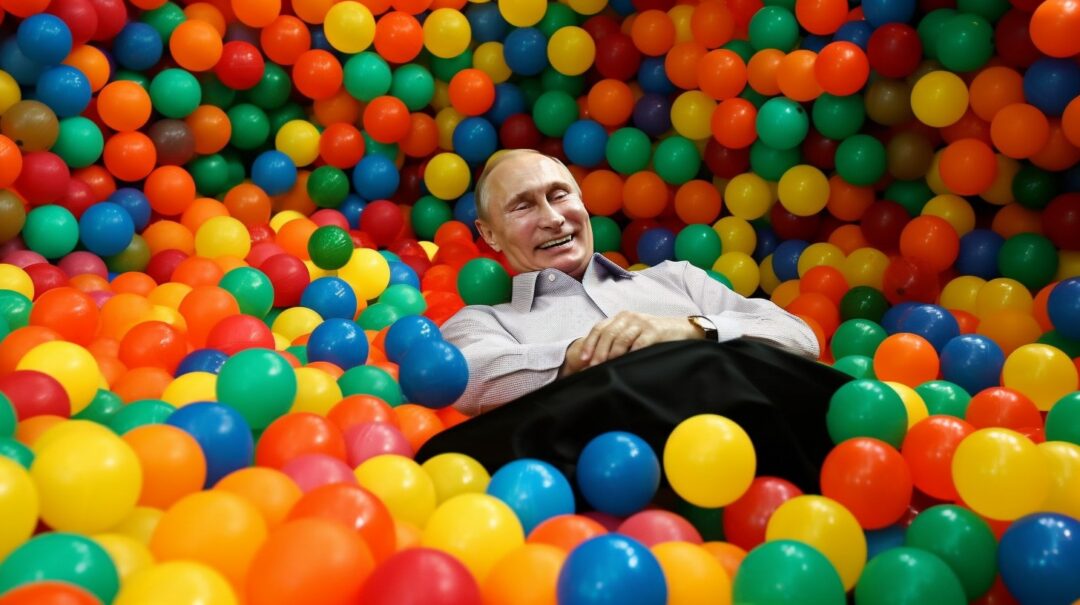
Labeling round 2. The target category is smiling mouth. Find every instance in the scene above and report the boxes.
[538,234,574,250]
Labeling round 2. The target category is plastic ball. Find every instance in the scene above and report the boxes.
[952,428,1049,521]
[998,513,1080,605]
[732,539,845,605]
[664,414,755,508]
[0,533,119,603]
[166,402,255,487]
[398,339,467,409]
[557,535,667,605]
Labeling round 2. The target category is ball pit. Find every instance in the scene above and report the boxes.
[0,0,1079,601]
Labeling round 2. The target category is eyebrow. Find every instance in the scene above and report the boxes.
[502,181,573,212]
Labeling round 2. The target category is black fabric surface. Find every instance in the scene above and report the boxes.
[417,339,851,497]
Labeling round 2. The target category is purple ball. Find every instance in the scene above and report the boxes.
[632,93,672,138]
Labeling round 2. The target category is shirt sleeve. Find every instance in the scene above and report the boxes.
[440,308,578,417]
[678,262,820,360]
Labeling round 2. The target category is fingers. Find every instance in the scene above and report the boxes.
[580,318,611,362]
[605,324,642,362]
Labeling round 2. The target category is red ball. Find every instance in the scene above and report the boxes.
[881,255,940,305]
[866,23,922,79]
[58,178,96,220]
[1042,193,1080,250]
[499,114,541,149]
[359,548,481,605]
[901,415,974,501]
[582,14,622,40]
[965,386,1043,432]
[363,96,411,144]
[288,483,397,565]
[820,437,912,529]
[87,0,127,41]
[722,476,802,550]
[260,253,311,307]
[859,200,910,252]
[205,314,276,355]
[215,41,266,90]
[24,263,70,297]
[703,139,750,178]
[256,412,348,469]
[595,32,642,81]
[359,200,405,247]
[800,128,838,171]
[617,510,704,547]
[15,152,71,206]
[119,320,189,373]
[145,249,189,285]
[0,370,71,419]
[47,0,99,47]
[995,9,1042,68]
[770,202,821,241]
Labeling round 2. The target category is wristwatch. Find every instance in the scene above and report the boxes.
[688,316,718,341]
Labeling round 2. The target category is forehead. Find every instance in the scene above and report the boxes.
[485,154,574,206]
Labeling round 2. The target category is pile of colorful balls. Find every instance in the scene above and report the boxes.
[0,0,1079,602]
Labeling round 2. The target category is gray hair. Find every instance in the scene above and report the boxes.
[473,149,576,221]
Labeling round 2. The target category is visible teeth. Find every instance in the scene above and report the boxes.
[540,235,572,249]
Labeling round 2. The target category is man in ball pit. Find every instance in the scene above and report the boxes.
[421,149,850,493]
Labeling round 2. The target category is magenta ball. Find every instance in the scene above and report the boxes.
[616,510,703,547]
[281,454,358,493]
[3,249,47,268]
[59,251,108,278]
[343,422,413,467]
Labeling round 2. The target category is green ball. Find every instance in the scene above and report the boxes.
[722,39,754,63]
[105,234,151,273]
[1045,391,1080,445]
[750,140,801,181]
[997,232,1058,291]
[904,505,998,601]
[188,154,231,196]
[1037,330,1080,358]
[411,195,453,240]
[52,116,103,168]
[957,0,1010,22]
[541,68,585,97]
[285,345,308,365]
[836,134,887,187]
[149,69,201,119]
[827,378,908,447]
[0,533,120,604]
[654,136,701,185]
[344,52,392,102]
[0,394,14,438]
[219,267,274,318]
[748,6,800,51]
[675,224,723,270]
[109,399,176,435]
[307,165,350,208]
[757,97,809,150]
[885,179,934,216]
[538,3,577,37]
[221,150,247,188]
[936,14,994,72]
[362,132,399,159]
[0,291,31,330]
[533,90,579,137]
[244,63,291,110]
[457,257,511,306]
[812,94,866,140]
[24,205,78,259]
[0,437,33,468]
[740,86,769,109]
[831,319,887,359]
[706,270,734,290]
[73,389,124,426]
[338,365,403,406]
[200,73,236,108]
[1012,164,1060,209]
[379,284,427,316]
[391,64,435,111]
[431,49,474,82]
[833,354,876,379]
[590,216,622,253]
[0,315,7,342]
[141,1,186,42]
[269,103,306,137]
[915,380,971,417]
[840,286,890,322]
[674,497,725,541]
[114,70,150,89]
[308,226,354,270]
[518,77,543,110]
[228,104,271,150]
[217,348,297,430]
[854,548,967,605]
[917,9,958,60]
[605,127,652,175]
[733,540,846,605]
[359,302,403,330]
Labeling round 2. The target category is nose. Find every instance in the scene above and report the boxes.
[537,201,565,229]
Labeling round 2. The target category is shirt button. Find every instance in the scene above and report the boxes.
[547,273,556,282]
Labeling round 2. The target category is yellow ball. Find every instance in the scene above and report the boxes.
[498,0,546,26]
[922,194,975,235]
[0,263,33,299]
[939,276,986,314]
[436,107,464,151]
[975,277,1033,318]
[195,216,251,259]
[759,255,780,295]
[355,454,437,528]
[269,210,306,232]
[148,282,192,309]
[30,421,142,533]
[424,8,472,59]
[911,71,969,127]
[671,91,716,141]
[291,366,343,415]
[0,69,21,114]
[17,341,101,413]
[421,493,525,582]
[770,279,801,308]
[668,4,695,42]
[712,216,756,256]
[93,533,156,583]
[778,164,830,216]
[110,506,165,546]
[274,120,320,167]
[980,154,1019,206]
[952,428,1049,521]
[473,42,511,83]
[712,252,759,297]
[652,542,732,605]
[0,457,37,560]
[1056,250,1080,280]
[841,247,889,289]
[724,173,773,220]
[1002,344,1078,411]
[114,561,238,605]
[925,150,950,195]
[431,80,452,112]
[765,495,867,591]
[797,242,845,276]
[482,544,565,605]
[421,453,492,504]
[885,381,929,429]
[567,0,607,15]
[271,306,323,342]
[338,247,391,300]
[547,26,596,76]
[323,1,375,54]
[1039,441,1080,519]
[162,372,217,408]
[663,414,756,508]
[424,152,471,200]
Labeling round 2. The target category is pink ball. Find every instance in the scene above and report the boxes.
[616,510,703,547]
[343,422,413,467]
[281,454,358,493]
[59,251,108,278]
[311,209,351,230]
[3,250,47,269]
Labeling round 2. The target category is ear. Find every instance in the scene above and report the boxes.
[476,219,500,252]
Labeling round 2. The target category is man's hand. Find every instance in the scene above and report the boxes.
[560,312,705,375]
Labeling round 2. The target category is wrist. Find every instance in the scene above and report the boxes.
[688,316,718,341]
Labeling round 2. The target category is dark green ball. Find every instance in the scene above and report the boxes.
[308,226,354,271]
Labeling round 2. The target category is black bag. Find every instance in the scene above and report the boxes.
[417,339,851,500]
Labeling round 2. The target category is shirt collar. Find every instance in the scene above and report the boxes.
[510,253,634,312]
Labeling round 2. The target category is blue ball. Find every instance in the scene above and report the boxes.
[388,261,420,289]
[352,154,400,200]
[176,348,229,376]
[167,402,255,487]
[866,524,906,561]
[35,65,91,118]
[486,458,575,534]
[486,83,527,125]
[940,334,1004,396]
[251,150,297,196]
[637,56,675,95]
[881,301,917,334]
[0,39,45,86]
[753,224,780,262]
[558,535,668,605]
[378,250,401,264]
[399,339,468,408]
[576,431,660,517]
[300,276,358,321]
[897,304,960,352]
[801,34,831,52]
[862,0,915,26]
[999,513,1080,605]
[1023,58,1080,117]
[309,25,333,52]
[610,0,635,15]
[112,23,163,72]
[563,120,609,168]
[834,20,874,49]
[467,3,510,43]
[109,188,151,232]
[771,239,810,282]
[453,192,478,231]
[307,318,369,370]
[504,28,548,76]
[340,195,366,229]
[78,202,135,257]
[17,14,72,66]
[637,227,676,267]
[631,94,672,138]
[956,229,1004,279]
[452,117,499,165]
[384,315,441,364]
[1047,277,1080,340]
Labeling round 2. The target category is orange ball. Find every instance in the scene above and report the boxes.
[448,68,495,117]
[398,113,437,159]
[118,320,189,373]
[527,515,608,552]
[112,366,173,403]
[482,544,565,605]
[828,224,870,255]
[0,135,22,189]
[799,266,849,306]
[169,19,223,71]
[29,287,99,345]
[710,97,757,148]
[363,96,411,143]
[98,293,154,340]
[814,42,868,97]
[786,292,840,337]
[233,0,281,27]
[968,66,1024,122]
[224,183,272,227]
[691,1,735,49]
[178,286,241,348]
[124,424,207,509]
[899,215,960,273]
[976,310,1042,356]
[1029,0,1080,58]
[373,10,424,63]
[97,81,152,132]
[631,9,676,56]
[292,49,343,100]
[104,132,158,182]
[0,326,61,377]
[992,203,1043,239]
[145,166,197,216]
[327,394,399,431]
[172,256,224,288]
[143,220,195,256]
[826,175,873,221]
[776,49,823,102]
[184,2,227,35]
[313,89,362,127]
[674,179,722,225]
[698,49,746,100]
[292,0,334,23]
[215,467,303,529]
[72,165,117,202]
[393,404,443,451]
[622,171,668,219]
[796,0,848,34]
[260,15,312,65]
[747,49,784,96]
[938,138,997,195]
[664,41,707,90]
[182,197,231,234]
[63,45,109,92]
[587,79,635,127]
[873,332,940,387]
[990,103,1049,159]
[275,217,318,259]
[1063,97,1080,148]
[186,105,232,155]
[1030,118,1080,172]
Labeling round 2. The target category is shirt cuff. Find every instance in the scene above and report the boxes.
[526,338,580,373]
[703,314,746,342]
